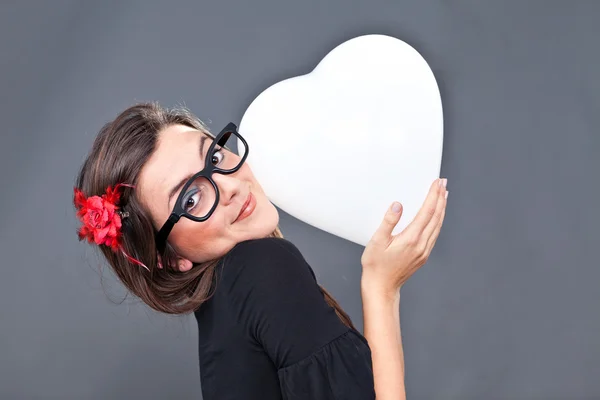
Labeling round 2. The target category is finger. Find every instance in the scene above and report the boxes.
[403,178,444,237]
[369,201,403,246]
[425,190,448,254]
[421,181,447,242]
[425,201,446,254]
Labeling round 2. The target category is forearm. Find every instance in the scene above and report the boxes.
[361,279,405,400]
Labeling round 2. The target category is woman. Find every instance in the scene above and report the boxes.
[73,102,448,399]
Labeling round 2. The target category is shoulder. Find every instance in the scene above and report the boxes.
[215,237,329,330]
[217,238,352,368]
[219,237,317,290]
[226,237,307,265]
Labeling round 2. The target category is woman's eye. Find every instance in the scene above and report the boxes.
[211,149,225,165]
[184,190,201,212]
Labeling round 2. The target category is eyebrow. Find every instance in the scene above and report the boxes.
[167,135,208,206]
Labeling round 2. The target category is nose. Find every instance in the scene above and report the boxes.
[212,173,241,205]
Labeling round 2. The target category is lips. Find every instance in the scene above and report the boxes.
[235,192,255,222]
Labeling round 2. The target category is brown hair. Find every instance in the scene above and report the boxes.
[74,102,355,329]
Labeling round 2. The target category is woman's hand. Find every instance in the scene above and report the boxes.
[361,178,448,297]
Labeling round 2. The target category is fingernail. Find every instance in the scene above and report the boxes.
[445,191,449,199]
[392,202,401,213]
[438,178,443,187]
[443,178,448,188]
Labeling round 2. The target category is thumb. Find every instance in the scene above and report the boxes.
[369,202,403,245]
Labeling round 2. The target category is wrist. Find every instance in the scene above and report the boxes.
[360,274,400,304]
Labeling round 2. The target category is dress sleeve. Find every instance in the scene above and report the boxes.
[221,237,375,399]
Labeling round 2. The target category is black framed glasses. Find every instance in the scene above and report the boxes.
[155,122,248,252]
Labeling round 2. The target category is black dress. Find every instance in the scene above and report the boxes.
[194,237,375,399]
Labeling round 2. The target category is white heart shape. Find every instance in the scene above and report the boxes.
[239,34,443,246]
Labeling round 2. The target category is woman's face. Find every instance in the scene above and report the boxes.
[138,124,279,268]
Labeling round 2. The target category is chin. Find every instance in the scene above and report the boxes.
[255,202,279,238]
[237,187,279,238]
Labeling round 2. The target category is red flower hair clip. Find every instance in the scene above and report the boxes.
[73,183,149,271]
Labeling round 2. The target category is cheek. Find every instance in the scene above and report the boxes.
[171,217,223,252]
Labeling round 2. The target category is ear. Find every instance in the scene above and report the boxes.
[156,253,194,272]
[176,258,194,272]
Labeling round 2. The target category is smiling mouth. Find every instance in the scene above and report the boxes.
[234,192,256,223]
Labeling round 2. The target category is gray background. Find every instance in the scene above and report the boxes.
[1,0,598,399]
